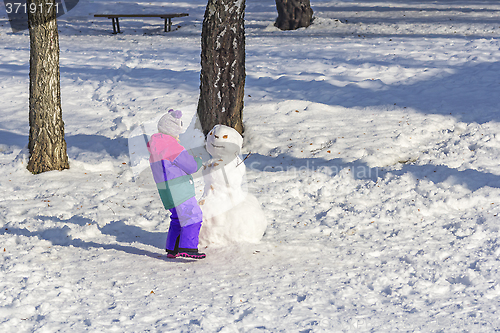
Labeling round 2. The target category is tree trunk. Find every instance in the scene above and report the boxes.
[27,0,69,174]
[275,0,313,30]
[197,0,246,136]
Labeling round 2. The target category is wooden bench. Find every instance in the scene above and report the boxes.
[94,14,189,34]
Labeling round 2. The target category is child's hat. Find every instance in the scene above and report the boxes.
[158,109,183,136]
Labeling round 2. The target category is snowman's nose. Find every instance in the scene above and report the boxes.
[214,135,219,139]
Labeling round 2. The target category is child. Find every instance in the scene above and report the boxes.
[147,110,205,259]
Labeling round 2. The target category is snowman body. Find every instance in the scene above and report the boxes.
[199,125,267,246]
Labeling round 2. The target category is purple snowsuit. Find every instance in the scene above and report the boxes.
[147,133,203,251]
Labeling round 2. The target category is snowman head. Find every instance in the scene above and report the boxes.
[206,125,243,159]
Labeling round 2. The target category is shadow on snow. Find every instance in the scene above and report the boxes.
[0,129,129,159]
[246,61,500,125]
[0,214,178,261]
[247,152,500,192]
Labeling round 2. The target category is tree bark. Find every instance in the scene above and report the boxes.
[27,0,69,174]
[197,0,246,136]
[275,0,313,30]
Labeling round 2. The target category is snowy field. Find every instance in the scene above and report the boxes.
[1,0,500,331]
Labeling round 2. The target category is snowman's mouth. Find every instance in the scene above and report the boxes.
[211,143,224,149]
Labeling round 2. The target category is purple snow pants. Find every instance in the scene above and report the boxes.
[166,197,203,251]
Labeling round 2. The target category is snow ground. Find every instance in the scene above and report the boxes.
[1,0,500,331]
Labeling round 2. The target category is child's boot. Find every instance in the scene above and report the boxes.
[177,249,206,259]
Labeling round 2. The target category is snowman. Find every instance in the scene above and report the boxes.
[198,125,267,246]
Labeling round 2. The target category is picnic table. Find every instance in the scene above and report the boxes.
[94,13,189,34]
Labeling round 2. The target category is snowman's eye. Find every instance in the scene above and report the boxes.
[210,131,213,136]
[223,135,228,139]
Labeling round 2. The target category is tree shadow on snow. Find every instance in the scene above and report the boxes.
[309,1,500,35]
[34,214,166,248]
[382,163,500,192]
[247,152,500,192]
[246,153,380,181]
[65,134,128,158]
[1,214,202,262]
[0,214,174,260]
[0,129,27,148]
[246,61,500,124]
[312,3,500,23]
[59,66,199,89]
[1,225,169,260]
[0,63,28,78]
[0,129,129,159]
